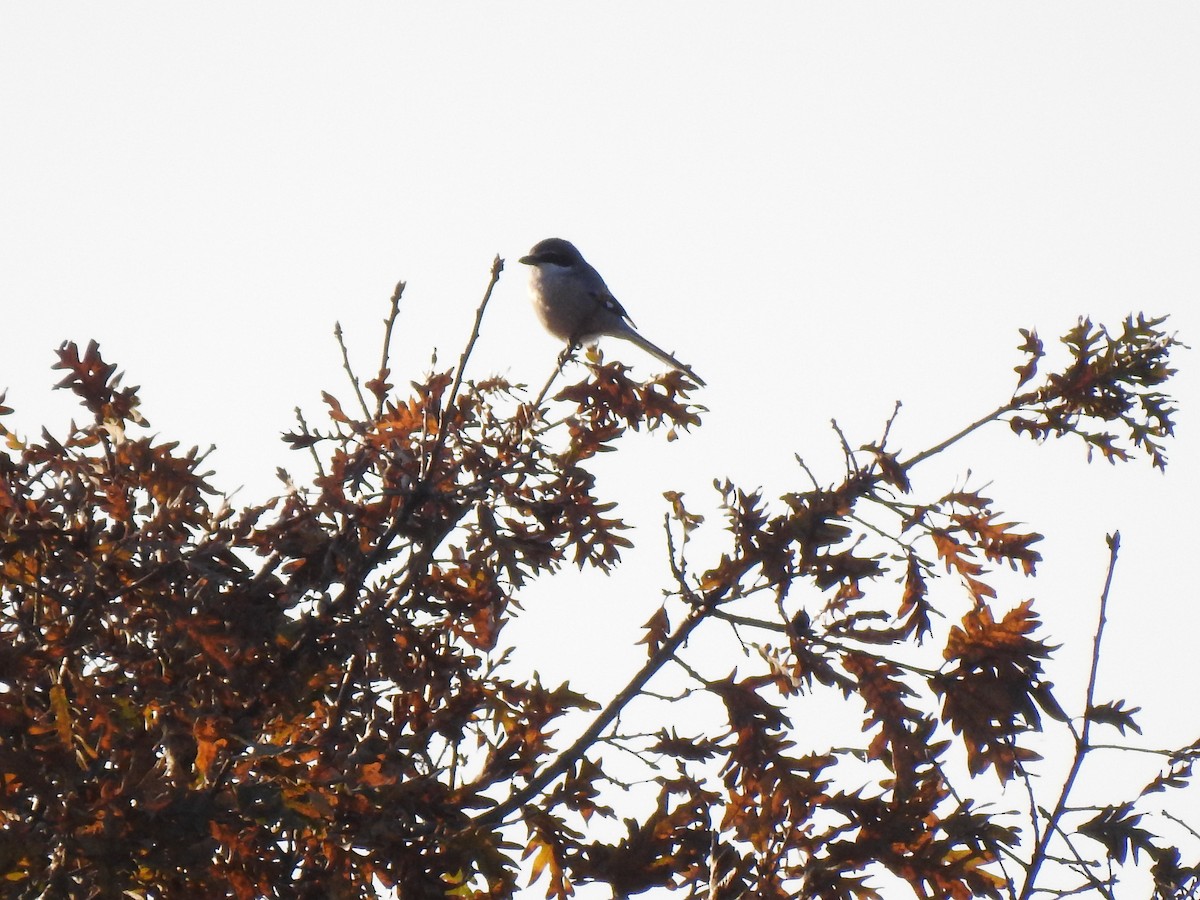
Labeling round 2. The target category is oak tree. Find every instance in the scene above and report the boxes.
[0,259,1195,898]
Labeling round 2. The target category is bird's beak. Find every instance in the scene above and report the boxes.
[518,254,537,265]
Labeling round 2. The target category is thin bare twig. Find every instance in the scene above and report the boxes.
[1043,815,1117,900]
[334,321,371,420]
[830,419,858,474]
[423,258,503,479]
[670,652,711,688]
[900,394,1035,470]
[707,608,945,680]
[664,514,701,605]
[1086,742,1194,758]
[503,343,577,449]
[1018,532,1121,900]
[533,353,568,413]
[793,455,822,490]
[1164,810,1200,843]
[374,281,407,420]
[878,400,903,449]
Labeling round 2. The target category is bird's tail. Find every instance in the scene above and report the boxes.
[622,330,706,387]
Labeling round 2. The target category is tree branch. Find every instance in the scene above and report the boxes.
[373,280,407,420]
[1018,532,1121,900]
[900,396,1029,470]
[335,320,372,421]
[473,600,713,827]
[422,257,503,480]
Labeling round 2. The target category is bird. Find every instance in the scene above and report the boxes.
[518,238,705,386]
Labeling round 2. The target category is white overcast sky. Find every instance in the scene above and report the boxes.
[2,4,1198,893]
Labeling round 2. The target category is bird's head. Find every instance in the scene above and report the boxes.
[518,238,585,269]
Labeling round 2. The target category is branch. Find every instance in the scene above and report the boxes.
[532,354,568,417]
[1164,810,1200,844]
[1018,532,1121,900]
[509,347,573,441]
[423,256,503,480]
[473,600,712,827]
[900,395,1028,470]
[335,320,371,421]
[373,280,407,420]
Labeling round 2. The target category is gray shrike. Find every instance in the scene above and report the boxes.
[518,238,705,386]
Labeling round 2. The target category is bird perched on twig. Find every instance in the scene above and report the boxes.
[518,238,705,386]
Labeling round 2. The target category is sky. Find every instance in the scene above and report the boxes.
[2,4,1198,895]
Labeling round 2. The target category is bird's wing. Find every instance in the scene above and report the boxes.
[591,289,637,328]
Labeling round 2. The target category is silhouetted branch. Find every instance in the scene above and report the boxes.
[373,280,407,420]
[1019,532,1121,900]
[474,600,713,828]
[424,257,502,478]
[335,320,371,421]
